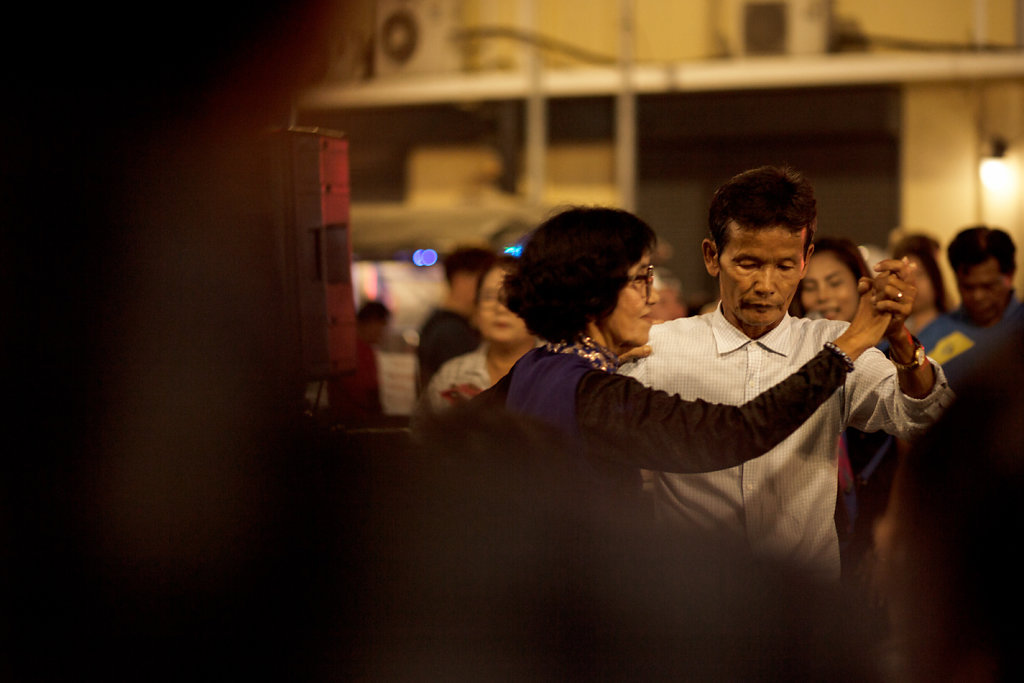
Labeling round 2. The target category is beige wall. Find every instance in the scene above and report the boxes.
[461,0,1020,65]
[835,0,1016,45]
[462,0,718,66]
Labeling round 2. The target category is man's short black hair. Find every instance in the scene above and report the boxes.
[443,246,498,284]
[504,207,656,343]
[947,226,1017,276]
[708,165,817,254]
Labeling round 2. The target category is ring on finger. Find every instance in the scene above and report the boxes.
[896,291,904,299]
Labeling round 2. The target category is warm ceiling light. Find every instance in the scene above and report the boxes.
[980,137,1012,192]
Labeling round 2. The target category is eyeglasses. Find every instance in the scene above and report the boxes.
[629,264,655,303]
[478,289,503,306]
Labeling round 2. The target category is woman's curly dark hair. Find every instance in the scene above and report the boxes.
[503,207,656,343]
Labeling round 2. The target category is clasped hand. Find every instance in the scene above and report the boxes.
[848,257,916,346]
[869,257,917,340]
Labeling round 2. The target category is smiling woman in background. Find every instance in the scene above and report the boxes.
[891,233,950,337]
[794,236,871,321]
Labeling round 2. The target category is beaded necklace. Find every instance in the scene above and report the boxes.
[544,335,620,373]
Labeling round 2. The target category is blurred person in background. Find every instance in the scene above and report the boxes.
[793,236,871,321]
[327,300,391,425]
[417,246,497,389]
[416,256,536,414]
[649,268,689,322]
[890,233,951,338]
[917,225,1023,391]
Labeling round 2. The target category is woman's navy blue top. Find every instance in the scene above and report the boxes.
[481,344,849,503]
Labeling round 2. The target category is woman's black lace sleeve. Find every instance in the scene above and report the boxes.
[575,348,846,473]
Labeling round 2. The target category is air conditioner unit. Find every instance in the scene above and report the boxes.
[374,0,463,77]
[734,0,832,56]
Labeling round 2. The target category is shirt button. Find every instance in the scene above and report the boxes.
[745,483,754,492]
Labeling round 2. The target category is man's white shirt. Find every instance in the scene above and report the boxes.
[619,307,954,579]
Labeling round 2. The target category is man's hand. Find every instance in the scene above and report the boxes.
[870,257,935,397]
[834,277,893,360]
[870,257,917,342]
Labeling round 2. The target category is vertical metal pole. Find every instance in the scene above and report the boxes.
[973,0,988,49]
[974,84,987,224]
[616,0,637,212]
[1018,0,1024,47]
[522,0,546,208]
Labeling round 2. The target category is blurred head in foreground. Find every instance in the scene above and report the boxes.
[873,323,1024,682]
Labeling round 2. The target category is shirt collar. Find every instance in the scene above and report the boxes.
[710,304,795,357]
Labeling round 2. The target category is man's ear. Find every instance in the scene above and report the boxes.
[702,239,720,277]
[800,243,815,278]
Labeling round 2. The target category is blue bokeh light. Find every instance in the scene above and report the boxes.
[412,248,438,267]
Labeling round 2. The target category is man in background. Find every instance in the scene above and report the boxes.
[650,268,689,322]
[328,300,391,424]
[918,225,1023,390]
[417,246,496,389]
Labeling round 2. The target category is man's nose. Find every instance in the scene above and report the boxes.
[753,268,776,293]
[965,287,985,303]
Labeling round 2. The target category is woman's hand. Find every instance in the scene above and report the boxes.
[831,277,893,361]
[618,344,652,364]
[870,257,918,341]
[871,257,935,396]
